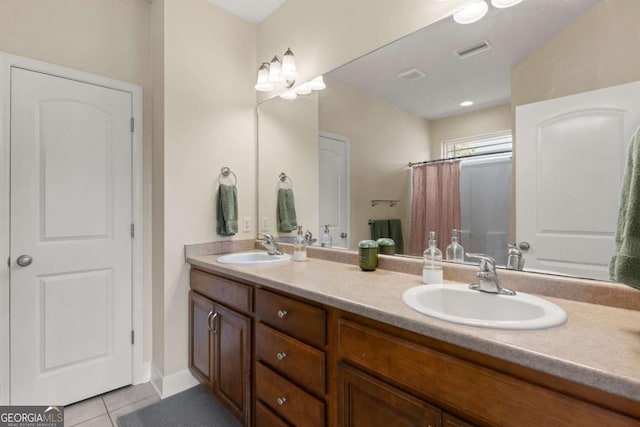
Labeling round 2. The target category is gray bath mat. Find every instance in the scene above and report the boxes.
[117,385,242,427]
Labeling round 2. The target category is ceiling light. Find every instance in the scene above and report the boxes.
[460,101,474,107]
[280,48,298,80]
[308,76,326,90]
[453,1,488,24]
[295,83,312,95]
[254,63,274,92]
[279,89,298,100]
[491,0,523,8]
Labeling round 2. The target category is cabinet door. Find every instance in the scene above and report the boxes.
[189,291,215,390]
[338,364,441,427]
[213,303,251,426]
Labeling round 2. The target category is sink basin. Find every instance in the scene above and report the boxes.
[402,284,567,330]
[217,252,291,265]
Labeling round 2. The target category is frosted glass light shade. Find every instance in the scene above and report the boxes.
[279,89,298,100]
[280,48,299,80]
[453,1,488,24]
[268,56,284,84]
[254,63,274,92]
[295,83,312,95]
[491,0,523,8]
[308,75,326,90]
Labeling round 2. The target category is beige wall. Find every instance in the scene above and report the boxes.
[512,0,640,107]
[258,93,319,237]
[0,0,154,366]
[160,0,257,377]
[428,104,512,159]
[257,0,469,102]
[319,78,430,249]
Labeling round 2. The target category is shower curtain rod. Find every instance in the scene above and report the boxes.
[408,150,512,167]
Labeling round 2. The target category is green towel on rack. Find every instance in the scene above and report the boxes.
[610,127,640,290]
[278,188,298,232]
[370,220,390,240]
[389,219,404,254]
[217,184,238,236]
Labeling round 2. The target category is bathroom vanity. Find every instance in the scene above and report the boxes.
[187,247,640,427]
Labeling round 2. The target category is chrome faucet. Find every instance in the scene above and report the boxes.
[506,244,525,271]
[258,232,282,256]
[467,253,516,295]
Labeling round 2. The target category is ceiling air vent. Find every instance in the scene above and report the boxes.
[455,39,493,58]
[397,68,427,82]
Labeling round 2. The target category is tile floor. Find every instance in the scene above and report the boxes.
[64,383,159,427]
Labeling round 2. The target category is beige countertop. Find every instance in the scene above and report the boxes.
[187,252,640,402]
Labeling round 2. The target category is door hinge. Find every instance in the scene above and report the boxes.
[131,330,135,345]
[130,223,135,238]
[7,257,10,267]
[130,117,135,133]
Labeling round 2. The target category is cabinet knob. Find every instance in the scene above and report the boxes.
[276,352,287,361]
[276,397,287,406]
[277,309,288,319]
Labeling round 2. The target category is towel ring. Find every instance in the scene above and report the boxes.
[278,172,293,189]
[220,167,237,185]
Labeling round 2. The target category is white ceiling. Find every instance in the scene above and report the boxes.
[327,0,602,120]
[206,0,286,23]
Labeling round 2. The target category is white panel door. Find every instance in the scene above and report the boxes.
[319,134,349,248]
[516,81,640,279]
[10,68,132,405]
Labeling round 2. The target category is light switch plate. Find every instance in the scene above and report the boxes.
[242,217,251,232]
[261,216,269,231]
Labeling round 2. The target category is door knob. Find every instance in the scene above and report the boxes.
[340,232,347,238]
[518,242,531,251]
[16,255,33,267]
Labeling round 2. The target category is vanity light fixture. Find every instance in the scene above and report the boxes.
[280,48,299,80]
[307,75,326,90]
[460,100,474,107]
[491,0,523,8]
[294,83,312,95]
[453,1,488,24]
[279,89,298,100]
[268,55,285,85]
[254,62,274,92]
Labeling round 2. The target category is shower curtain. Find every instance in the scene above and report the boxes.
[410,161,461,256]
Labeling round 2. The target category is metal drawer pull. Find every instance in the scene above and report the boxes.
[276,352,287,360]
[276,397,287,406]
[207,311,214,333]
[210,312,219,334]
[277,309,288,319]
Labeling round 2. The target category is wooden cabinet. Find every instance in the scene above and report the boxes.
[255,289,327,427]
[188,289,251,426]
[338,363,442,427]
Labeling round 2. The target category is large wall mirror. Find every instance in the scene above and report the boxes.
[257,0,640,283]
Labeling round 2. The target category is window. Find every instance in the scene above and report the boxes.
[442,130,512,159]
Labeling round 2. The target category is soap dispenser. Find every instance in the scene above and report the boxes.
[321,225,332,248]
[423,231,443,284]
[293,225,308,261]
[446,229,465,262]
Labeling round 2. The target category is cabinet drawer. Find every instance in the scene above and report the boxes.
[256,322,326,396]
[256,362,325,427]
[338,319,637,427]
[256,288,326,347]
[256,401,291,427]
[190,269,252,313]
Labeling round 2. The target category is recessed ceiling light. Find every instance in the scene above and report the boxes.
[453,1,488,24]
[491,0,523,8]
[460,101,474,107]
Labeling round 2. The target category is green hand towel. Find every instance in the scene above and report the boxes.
[370,220,390,240]
[277,188,298,232]
[389,219,404,254]
[610,128,640,290]
[217,184,238,236]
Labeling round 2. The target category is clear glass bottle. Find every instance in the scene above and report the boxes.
[446,229,465,262]
[293,225,307,261]
[423,231,443,284]
[321,224,332,248]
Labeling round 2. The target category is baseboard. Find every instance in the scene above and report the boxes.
[149,363,199,399]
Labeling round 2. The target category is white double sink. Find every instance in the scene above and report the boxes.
[216,252,567,330]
